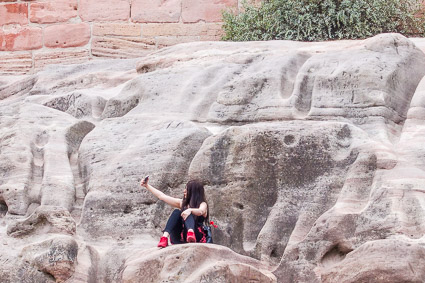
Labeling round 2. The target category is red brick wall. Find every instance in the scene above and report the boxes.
[0,0,240,74]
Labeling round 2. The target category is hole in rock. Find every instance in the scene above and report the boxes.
[0,200,8,217]
[284,135,295,145]
[138,64,154,74]
[123,205,132,214]
[270,247,279,258]
[234,203,244,210]
[337,124,351,140]
[321,244,352,268]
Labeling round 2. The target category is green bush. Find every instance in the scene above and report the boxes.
[222,0,425,41]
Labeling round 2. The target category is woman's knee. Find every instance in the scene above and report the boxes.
[184,214,195,225]
[184,213,194,220]
[171,209,182,215]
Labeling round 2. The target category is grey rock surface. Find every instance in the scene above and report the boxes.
[1,33,425,282]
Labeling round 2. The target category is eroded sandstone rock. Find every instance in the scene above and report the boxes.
[7,205,76,237]
[20,235,78,282]
[188,121,373,266]
[0,33,425,282]
[122,244,276,283]
[78,119,211,238]
[321,239,425,283]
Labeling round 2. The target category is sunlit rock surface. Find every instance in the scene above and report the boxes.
[1,33,425,282]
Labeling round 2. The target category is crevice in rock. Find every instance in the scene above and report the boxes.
[320,244,352,268]
[0,199,8,217]
[234,202,244,210]
[279,52,311,99]
[86,245,100,283]
[42,271,56,282]
[65,121,96,224]
[28,131,48,208]
[292,72,314,117]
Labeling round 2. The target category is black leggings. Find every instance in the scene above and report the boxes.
[164,209,205,244]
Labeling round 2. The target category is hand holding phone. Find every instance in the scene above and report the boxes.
[140,175,149,187]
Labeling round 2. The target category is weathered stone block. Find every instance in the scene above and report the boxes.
[93,23,141,37]
[30,0,78,24]
[155,36,200,49]
[142,22,222,37]
[34,49,90,70]
[20,235,78,282]
[0,27,42,51]
[79,0,129,21]
[131,0,181,23]
[0,3,28,25]
[200,35,222,41]
[91,36,155,58]
[44,23,90,48]
[181,0,237,23]
[0,52,32,74]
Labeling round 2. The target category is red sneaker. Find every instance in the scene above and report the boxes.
[187,231,196,243]
[157,236,168,248]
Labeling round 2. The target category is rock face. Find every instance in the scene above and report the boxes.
[0,0,238,74]
[122,244,275,283]
[1,33,425,282]
[321,239,425,283]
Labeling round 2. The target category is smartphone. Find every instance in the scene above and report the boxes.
[143,175,149,182]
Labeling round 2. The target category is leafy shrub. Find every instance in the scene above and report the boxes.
[222,0,425,41]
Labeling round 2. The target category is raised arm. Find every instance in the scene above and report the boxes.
[140,178,182,209]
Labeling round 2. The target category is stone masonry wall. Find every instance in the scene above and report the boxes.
[0,0,240,74]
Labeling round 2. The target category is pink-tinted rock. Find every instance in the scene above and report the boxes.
[79,0,129,22]
[142,22,222,37]
[0,52,32,74]
[131,0,181,23]
[321,240,425,283]
[91,36,155,58]
[122,244,276,283]
[7,205,76,237]
[20,236,78,282]
[44,23,90,48]
[34,49,90,70]
[93,23,141,37]
[155,36,199,49]
[0,3,28,25]
[0,27,42,51]
[182,0,237,23]
[30,0,78,24]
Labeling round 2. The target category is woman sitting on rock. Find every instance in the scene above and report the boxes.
[140,177,209,248]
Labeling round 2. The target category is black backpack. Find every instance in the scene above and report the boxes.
[202,224,213,243]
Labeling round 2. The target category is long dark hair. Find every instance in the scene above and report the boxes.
[181,180,209,224]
